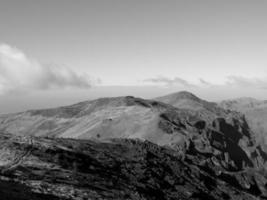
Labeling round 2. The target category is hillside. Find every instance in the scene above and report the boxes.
[0,97,172,144]
[0,95,234,146]
[0,133,267,200]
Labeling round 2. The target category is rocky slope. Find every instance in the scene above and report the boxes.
[0,133,267,200]
[220,98,267,149]
[154,91,267,168]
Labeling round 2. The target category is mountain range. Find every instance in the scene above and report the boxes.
[0,91,267,199]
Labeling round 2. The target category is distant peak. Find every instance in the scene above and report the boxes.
[221,97,260,104]
[154,91,220,112]
[174,91,199,99]
[233,97,259,102]
[157,91,200,101]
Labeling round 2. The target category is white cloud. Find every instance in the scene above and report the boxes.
[143,76,215,88]
[0,44,97,94]
[143,75,267,91]
[199,78,212,86]
[226,76,267,89]
[143,76,195,87]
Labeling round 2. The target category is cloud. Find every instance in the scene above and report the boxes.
[0,44,97,94]
[143,76,194,87]
[226,76,267,89]
[199,78,212,86]
[143,75,267,91]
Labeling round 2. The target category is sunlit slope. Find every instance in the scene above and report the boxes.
[0,97,187,146]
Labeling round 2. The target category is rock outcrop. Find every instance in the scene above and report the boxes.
[220,98,267,150]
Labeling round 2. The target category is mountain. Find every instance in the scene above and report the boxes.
[0,94,235,146]
[155,91,267,164]
[220,97,267,149]
[0,97,170,143]
[0,132,266,200]
[0,93,265,169]
[2,92,267,199]
[155,91,220,113]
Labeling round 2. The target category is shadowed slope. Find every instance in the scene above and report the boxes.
[220,98,267,150]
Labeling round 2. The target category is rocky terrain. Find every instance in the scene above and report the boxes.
[0,132,266,200]
[1,91,267,199]
[220,97,267,149]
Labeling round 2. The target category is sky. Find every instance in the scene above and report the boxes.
[1,0,267,113]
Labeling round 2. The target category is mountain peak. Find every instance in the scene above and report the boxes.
[155,91,220,113]
[155,91,200,101]
[155,91,204,104]
[170,91,200,100]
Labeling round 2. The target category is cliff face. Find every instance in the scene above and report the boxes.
[0,133,266,200]
[154,92,266,170]
[220,98,267,150]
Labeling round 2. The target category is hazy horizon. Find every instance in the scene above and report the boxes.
[1,0,267,113]
[1,86,266,115]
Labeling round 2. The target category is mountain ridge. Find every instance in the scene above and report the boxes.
[0,91,265,169]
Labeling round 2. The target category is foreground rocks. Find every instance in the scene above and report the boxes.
[0,133,266,200]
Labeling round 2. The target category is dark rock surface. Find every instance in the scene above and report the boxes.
[219,97,267,152]
[0,133,266,200]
